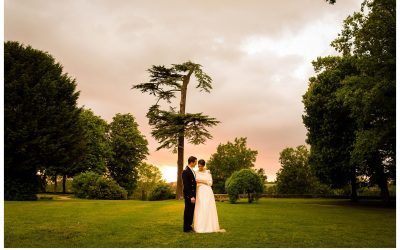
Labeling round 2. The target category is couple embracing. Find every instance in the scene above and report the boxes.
[182,156,225,233]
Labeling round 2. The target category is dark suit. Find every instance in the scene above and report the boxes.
[182,166,196,232]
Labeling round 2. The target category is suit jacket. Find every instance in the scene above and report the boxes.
[182,166,196,200]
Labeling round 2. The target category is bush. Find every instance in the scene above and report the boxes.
[312,182,333,196]
[265,184,277,195]
[225,169,264,203]
[72,171,127,200]
[5,176,38,201]
[148,183,175,201]
[332,185,352,196]
[225,176,240,203]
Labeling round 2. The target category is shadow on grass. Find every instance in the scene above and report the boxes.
[305,198,396,209]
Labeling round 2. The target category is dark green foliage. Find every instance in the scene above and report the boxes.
[304,0,395,203]
[72,172,127,200]
[4,41,83,200]
[4,176,39,201]
[133,62,213,103]
[145,105,219,152]
[148,183,175,201]
[225,169,264,203]
[108,113,149,197]
[72,171,98,198]
[208,137,258,193]
[275,146,320,194]
[303,56,358,190]
[76,108,112,175]
[332,0,396,203]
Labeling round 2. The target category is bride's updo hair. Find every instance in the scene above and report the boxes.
[198,159,206,166]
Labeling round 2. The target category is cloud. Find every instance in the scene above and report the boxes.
[5,0,363,180]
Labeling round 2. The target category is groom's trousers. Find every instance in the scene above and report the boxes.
[183,198,195,231]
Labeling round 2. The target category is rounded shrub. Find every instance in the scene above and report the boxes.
[72,171,127,200]
[225,176,240,203]
[225,169,264,203]
[148,183,175,201]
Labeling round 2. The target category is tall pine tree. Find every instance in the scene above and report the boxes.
[132,61,219,199]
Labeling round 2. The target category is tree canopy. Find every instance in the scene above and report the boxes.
[207,137,258,193]
[5,41,83,200]
[108,113,149,197]
[77,108,112,175]
[275,146,318,195]
[303,56,359,199]
[225,169,264,203]
[303,0,395,203]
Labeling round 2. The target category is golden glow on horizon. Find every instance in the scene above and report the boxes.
[158,165,203,183]
[159,165,276,182]
[158,165,178,183]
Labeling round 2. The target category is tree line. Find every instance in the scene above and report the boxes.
[4,41,264,201]
[5,41,152,200]
[4,0,394,203]
[302,0,395,204]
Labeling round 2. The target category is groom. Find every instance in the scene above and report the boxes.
[182,156,197,232]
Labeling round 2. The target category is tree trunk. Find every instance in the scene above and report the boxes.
[62,175,67,194]
[378,172,390,205]
[176,136,184,200]
[53,174,57,193]
[372,155,391,205]
[175,68,194,200]
[350,165,358,202]
[141,189,146,200]
[39,173,47,193]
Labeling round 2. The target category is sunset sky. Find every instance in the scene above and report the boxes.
[4,0,363,182]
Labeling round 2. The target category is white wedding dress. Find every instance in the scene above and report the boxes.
[193,170,224,233]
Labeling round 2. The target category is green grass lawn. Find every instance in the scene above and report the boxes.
[4,196,395,248]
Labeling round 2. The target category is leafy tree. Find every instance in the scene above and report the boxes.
[133,162,164,200]
[303,56,359,201]
[310,0,395,204]
[108,113,149,197]
[275,146,319,194]
[132,61,219,199]
[4,41,84,200]
[256,168,268,183]
[225,169,264,203]
[207,137,258,193]
[77,108,112,175]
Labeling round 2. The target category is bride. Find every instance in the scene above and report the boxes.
[193,159,225,233]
